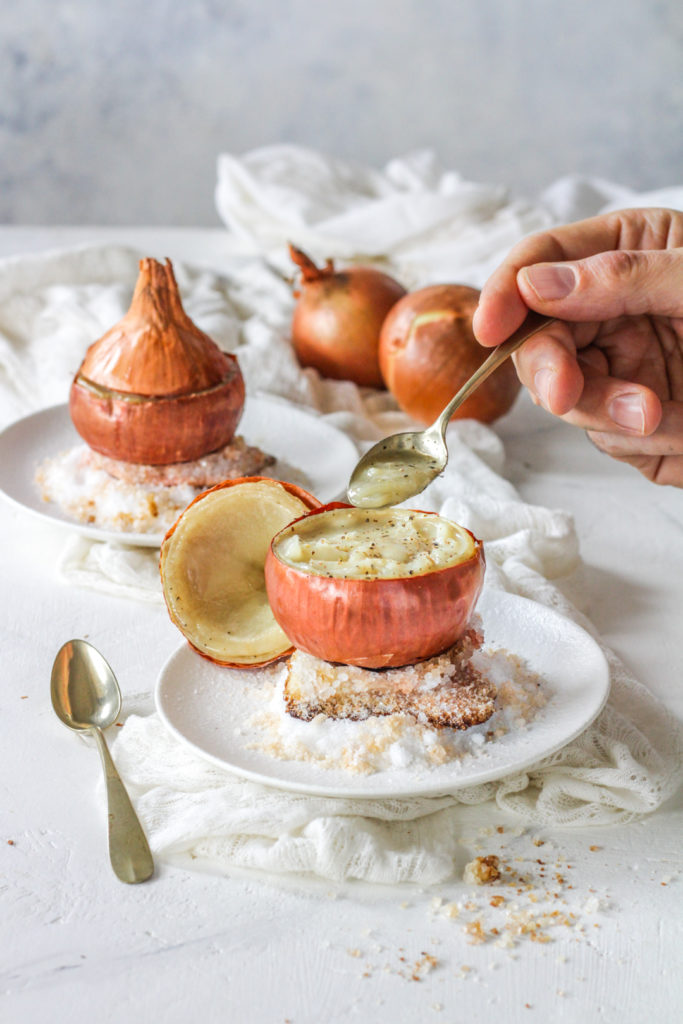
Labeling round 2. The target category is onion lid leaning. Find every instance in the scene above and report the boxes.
[159,477,321,667]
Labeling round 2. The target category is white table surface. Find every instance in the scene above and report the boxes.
[1,227,681,1024]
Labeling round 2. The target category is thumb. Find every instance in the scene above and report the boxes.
[518,248,683,320]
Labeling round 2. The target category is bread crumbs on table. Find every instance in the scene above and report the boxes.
[464,920,487,945]
[464,855,501,885]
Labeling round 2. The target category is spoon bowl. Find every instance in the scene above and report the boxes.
[347,425,448,509]
[348,311,555,508]
[51,640,122,732]
[51,639,154,884]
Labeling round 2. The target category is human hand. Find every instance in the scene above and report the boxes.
[473,208,683,486]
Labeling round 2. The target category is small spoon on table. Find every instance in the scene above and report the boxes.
[50,639,154,884]
[347,311,555,509]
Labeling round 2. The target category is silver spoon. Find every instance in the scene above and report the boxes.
[50,639,154,884]
[347,311,555,508]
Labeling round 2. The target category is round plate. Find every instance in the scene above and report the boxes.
[154,589,610,799]
[0,399,358,547]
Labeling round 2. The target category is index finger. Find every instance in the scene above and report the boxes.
[472,209,676,347]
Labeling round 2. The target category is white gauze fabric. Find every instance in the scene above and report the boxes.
[0,147,681,885]
[215,144,553,288]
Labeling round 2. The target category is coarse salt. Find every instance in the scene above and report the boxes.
[245,645,550,775]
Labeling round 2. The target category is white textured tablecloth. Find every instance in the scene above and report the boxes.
[1,147,681,885]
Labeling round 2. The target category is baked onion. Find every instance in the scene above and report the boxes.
[160,477,321,667]
[379,284,521,424]
[289,244,406,388]
[265,503,485,668]
[70,258,245,464]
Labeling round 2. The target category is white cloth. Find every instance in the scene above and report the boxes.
[216,145,553,288]
[215,144,683,286]
[1,146,682,884]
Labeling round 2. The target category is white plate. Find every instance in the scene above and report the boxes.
[0,399,359,547]
[154,589,610,799]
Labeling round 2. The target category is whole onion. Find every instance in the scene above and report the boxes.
[289,244,406,388]
[70,258,245,464]
[379,284,521,424]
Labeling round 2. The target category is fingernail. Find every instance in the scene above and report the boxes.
[609,393,646,433]
[533,368,555,409]
[524,264,576,300]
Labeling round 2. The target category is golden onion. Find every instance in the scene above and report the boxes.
[289,244,406,389]
[69,258,245,464]
[379,283,521,424]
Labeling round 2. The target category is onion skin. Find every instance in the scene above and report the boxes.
[265,503,485,669]
[70,366,244,464]
[70,258,245,464]
[160,477,322,669]
[379,284,521,424]
[289,245,406,388]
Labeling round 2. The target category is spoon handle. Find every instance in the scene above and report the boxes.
[93,727,154,884]
[435,311,556,436]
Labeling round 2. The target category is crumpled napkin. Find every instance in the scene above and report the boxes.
[215,144,553,286]
[2,145,682,884]
[215,144,683,285]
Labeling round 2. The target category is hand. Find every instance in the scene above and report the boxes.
[473,208,683,486]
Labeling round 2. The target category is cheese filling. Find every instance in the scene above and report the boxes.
[274,507,476,580]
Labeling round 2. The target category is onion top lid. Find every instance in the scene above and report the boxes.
[78,258,235,397]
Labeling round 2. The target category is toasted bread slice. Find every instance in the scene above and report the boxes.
[284,625,495,730]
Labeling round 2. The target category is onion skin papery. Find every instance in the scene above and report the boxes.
[160,477,322,669]
[264,503,485,669]
[289,244,406,389]
[379,284,521,425]
[70,258,245,465]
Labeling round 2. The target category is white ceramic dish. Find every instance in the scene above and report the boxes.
[0,398,359,547]
[154,588,610,799]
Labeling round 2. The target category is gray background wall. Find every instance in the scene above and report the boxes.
[1,0,681,226]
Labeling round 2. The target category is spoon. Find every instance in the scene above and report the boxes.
[347,311,555,508]
[50,639,154,884]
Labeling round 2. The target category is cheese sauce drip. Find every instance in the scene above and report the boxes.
[274,507,475,580]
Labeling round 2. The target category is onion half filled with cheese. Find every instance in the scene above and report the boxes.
[265,503,485,668]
